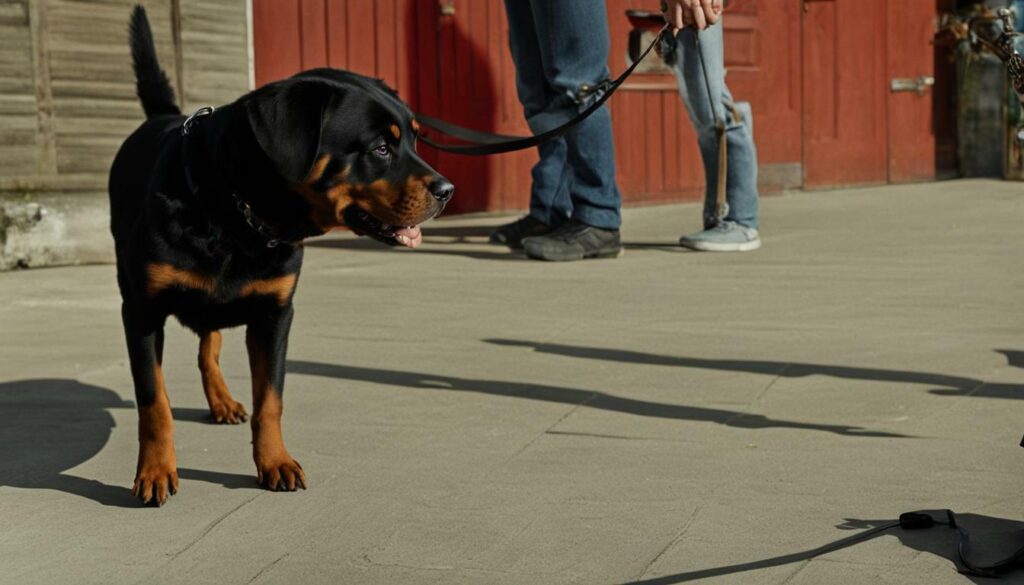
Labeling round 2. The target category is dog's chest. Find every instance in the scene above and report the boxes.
[145,261,296,330]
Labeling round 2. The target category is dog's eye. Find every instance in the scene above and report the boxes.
[373,144,391,158]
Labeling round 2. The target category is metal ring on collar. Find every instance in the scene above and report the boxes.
[182,106,216,136]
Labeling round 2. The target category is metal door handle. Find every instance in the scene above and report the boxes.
[890,76,936,95]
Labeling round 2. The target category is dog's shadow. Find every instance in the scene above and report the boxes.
[0,379,256,507]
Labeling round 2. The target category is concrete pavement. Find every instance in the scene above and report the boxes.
[0,179,1022,584]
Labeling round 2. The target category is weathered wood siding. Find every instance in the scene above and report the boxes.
[0,0,250,193]
[0,0,43,184]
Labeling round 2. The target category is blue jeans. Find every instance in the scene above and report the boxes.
[504,0,622,230]
[669,23,760,230]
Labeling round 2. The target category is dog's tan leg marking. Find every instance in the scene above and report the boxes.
[198,330,248,424]
[132,362,179,505]
[247,332,305,491]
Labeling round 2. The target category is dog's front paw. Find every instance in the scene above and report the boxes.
[256,456,306,492]
[209,399,248,424]
[133,446,179,506]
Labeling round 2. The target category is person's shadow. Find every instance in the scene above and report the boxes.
[484,340,1024,401]
[0,379,257,507]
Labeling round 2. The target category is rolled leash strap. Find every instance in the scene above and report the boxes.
[417,24,670,155]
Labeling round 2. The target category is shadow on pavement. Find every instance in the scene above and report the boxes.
[0,379,258,507]
[305,226,691,259]
[420,224,501,241]
[484,340,1024,401]
[629,513,1024,584]
[0,379,136,507]
[305,236,525,262]
[177,468,258,490]
[286,360,905,437]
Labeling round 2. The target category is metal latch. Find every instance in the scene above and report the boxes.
[890,76,936,95]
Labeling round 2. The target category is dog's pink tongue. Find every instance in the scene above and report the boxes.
[394,225,422,248]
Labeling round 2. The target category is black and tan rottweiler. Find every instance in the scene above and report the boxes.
[110,6,452,505]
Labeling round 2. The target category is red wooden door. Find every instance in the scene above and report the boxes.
[802,0,889,189]
[426,1,536,214]
[887,1,937,183]
[719,0,804,191]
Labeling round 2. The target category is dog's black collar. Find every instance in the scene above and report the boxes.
[181,106,285,249]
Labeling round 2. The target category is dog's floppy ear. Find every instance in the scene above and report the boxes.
[246,79,337,183]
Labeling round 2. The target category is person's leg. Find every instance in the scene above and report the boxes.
[524,0,622,231]
[490,134,569,249]
[501,0,572,228]
[528,140,572,226]
[674,22,761,239]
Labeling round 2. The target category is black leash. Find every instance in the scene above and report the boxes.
[899,510,1024,578]
[417,24,670,155]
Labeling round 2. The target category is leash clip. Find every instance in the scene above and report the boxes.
[574,80,613,106]
[182,106,215,136]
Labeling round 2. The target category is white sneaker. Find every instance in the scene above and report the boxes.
[679,221,761,252]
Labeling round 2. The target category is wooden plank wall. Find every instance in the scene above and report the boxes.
[0,0,56,185]
[179,0,250,110]
[0,0,250,193]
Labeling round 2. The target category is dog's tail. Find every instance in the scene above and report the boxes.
[129,5,180,119]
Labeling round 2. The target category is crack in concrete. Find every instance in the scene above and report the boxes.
[778,559,811,584]
[752,363,792,404]
[634,504,703,581]
[168,493,263,562]
[353,555,560,578]
[505,392,596,462]
[248,553,289,584]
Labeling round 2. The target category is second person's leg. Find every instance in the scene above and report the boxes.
[674,23,761,251]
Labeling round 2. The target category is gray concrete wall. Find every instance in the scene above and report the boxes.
[0,0,250,270]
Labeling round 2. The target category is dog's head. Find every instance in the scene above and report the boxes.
[245,69,452,248]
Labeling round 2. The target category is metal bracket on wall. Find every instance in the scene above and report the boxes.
[891,76,936,96]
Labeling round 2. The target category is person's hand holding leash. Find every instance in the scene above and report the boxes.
[661,0,723,32]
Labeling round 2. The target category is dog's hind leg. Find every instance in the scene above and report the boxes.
[199,330,248,424]
[122,304,178,505]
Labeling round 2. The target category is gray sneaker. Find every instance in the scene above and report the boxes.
[679,221,761,252]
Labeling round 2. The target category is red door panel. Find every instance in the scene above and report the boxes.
[887,1,937,183]
[802,0,889,189]
[724,0,803,190]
